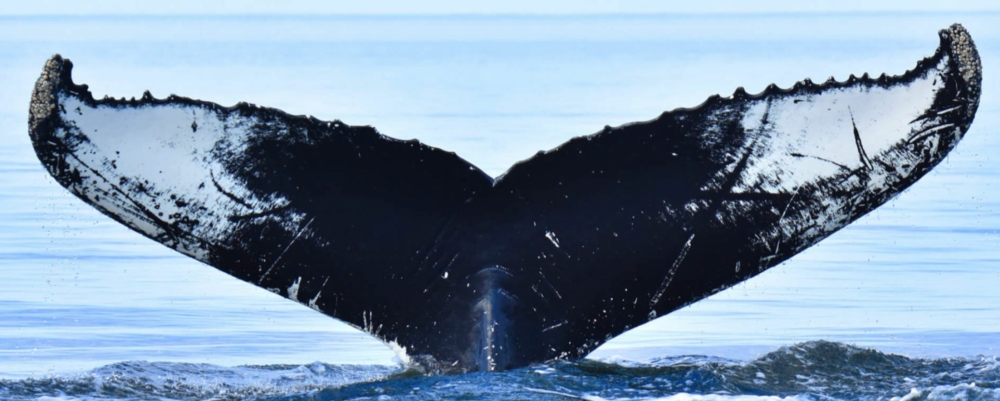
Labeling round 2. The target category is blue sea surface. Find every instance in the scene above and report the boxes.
[0,12,998,400]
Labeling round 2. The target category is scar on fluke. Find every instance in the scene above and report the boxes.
[789,153,852,172]
[649,233,696,309]
[209,170,252,209]
[848,107,874,171]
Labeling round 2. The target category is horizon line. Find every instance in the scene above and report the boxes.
[2,10,998,18]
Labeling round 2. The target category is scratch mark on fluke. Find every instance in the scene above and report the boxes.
[650,233,695,308]
[849,107,874,171]
[260,217,314,283]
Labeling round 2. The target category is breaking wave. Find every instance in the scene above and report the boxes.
[2,341,998,400]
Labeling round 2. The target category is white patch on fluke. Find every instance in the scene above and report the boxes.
[733,57,947,194]
[55,95,305,262]
[287,277,302,302]
[545,231,560,248]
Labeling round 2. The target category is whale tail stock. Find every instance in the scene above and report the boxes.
[28,25,981,372]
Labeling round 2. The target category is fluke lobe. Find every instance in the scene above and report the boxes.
[28,25,981,372]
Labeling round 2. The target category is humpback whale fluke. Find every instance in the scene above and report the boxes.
[28,25,981,372]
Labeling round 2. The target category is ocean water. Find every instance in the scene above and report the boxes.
[0,12,998,400]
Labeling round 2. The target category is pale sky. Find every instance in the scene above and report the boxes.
[2,0,998,15]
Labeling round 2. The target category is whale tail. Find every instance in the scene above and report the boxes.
[29,25,981,372]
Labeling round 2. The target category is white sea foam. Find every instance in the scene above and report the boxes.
[648,395,810,401]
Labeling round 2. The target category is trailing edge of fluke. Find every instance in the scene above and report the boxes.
[28,24,981,372]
